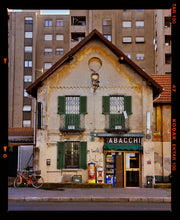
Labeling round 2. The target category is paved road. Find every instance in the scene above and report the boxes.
[8,201,171,211]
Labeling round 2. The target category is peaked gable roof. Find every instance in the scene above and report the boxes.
[26,29,163,98]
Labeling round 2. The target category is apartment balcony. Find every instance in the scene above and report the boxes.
[60,114,85,132]
[105,114,129,133]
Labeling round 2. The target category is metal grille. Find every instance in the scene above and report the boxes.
[110,96,124,114]
[66,96,80,114]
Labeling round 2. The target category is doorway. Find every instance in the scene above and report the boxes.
[124,152,141,187]
[104,151,141,188]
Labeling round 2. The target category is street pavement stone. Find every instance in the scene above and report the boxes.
[8,187,171,202]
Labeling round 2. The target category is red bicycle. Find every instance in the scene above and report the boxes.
[14,169,44,189]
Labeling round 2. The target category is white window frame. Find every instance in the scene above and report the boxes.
[24,75,32,82]
[136,54,144,60]
[44,34,52,41]
[24,61,32,67]
[122,21,131,28]
[24,46,32,53]
[122,37,132,43]
[23,120,31,127]
[56,48,64,54]
[44,48,53,55]
[56,34,64,40]
[44,63,52,69]
[25,32,33,38]
[135,37,145,43]
[136,21,144,28]
[23,106,32,111]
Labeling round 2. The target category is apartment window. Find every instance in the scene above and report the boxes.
[56,34,64,40]
[136,54,144,60]
[44,48,53,55]
[125,54,131,59]
[24,61,32,67]
[71,16,86,25]
[56,19,64,26]
[25,32,33,38]
[122,21,131,28]
[24,75,32,82]
[56,48,64,55]
[44,34,52,41]
[24,90,28,97]
[122,37,132,43]
[45,20,52,27]
[103,34,112,42]
[24,46,32,53]
[71,32,85,42]
[23,105,31,111]
[136,21,144,28]
[103,19,112,41]
[165,54,171,64]
[44,63,52,69]
[23,120,31,127]
[25,17,33,24]
[135,37,145,43]
[165,35,171,46]
[164,17,171,27]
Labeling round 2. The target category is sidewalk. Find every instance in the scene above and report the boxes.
[8,187,171,203]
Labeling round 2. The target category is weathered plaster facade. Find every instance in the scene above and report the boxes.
[27,30,163,187]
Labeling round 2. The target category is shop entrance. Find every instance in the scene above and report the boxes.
[104,151,141,188]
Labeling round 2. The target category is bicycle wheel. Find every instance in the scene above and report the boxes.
[14,176,22,188]
[31,176,44,188]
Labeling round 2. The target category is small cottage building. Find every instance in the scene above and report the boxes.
[27,29,163,187]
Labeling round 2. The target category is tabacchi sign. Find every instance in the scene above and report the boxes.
[105,137,142,145]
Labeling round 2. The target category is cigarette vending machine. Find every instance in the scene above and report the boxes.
[96,166,104,183]
[105,154,115,186]
[88,162,96,183]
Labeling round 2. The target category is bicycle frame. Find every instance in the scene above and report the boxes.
[18,171,33,185]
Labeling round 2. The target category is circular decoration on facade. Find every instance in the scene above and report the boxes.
[88,57,102,72]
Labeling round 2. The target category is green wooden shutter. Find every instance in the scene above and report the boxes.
[37,102,42,129]
[58,96,66,114]
[102,96,110,114]
[124,96,132,115]
[79,142,87,169]
[57,142,65,169]
[80,96,87,114]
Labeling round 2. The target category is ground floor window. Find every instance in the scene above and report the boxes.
[65,142,79,168]
[57,141,87,169]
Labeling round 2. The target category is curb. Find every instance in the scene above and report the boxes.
[8,197,171,203]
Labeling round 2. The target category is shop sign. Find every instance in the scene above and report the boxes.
[105,137,141,145]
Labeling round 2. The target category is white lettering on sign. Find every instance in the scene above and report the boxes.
[105,137,141,144]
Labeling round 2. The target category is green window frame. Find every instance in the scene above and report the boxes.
[58,96,87,131]
[57,141,87,169]
[102,95,132,131]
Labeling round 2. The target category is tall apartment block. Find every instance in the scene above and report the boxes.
[8,9,171,129]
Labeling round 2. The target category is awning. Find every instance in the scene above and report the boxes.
[103,144,143,151]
